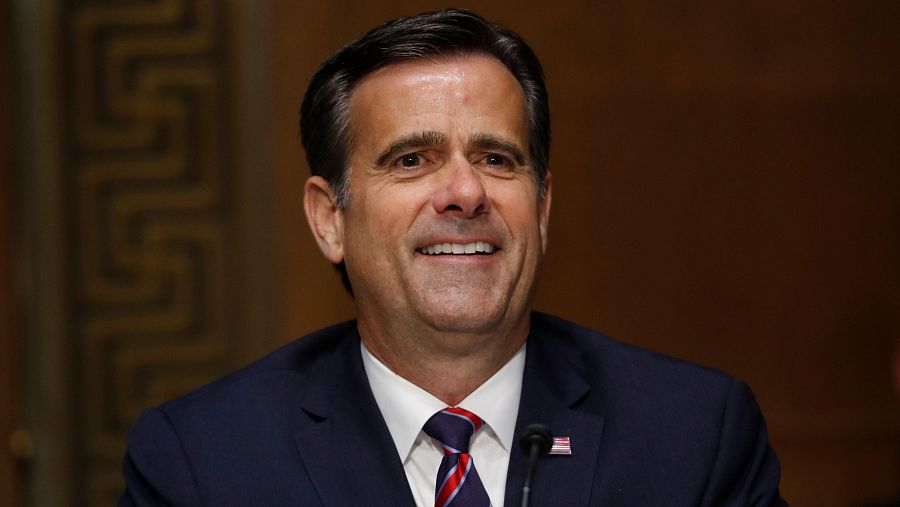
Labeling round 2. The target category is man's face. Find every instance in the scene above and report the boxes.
[326,55,550,338]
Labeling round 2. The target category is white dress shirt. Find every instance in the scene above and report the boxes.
[361,341,525,507]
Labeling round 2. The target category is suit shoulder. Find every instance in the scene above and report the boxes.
[531,312,735,400]
[157,320,357,417]
[528,317,782,503]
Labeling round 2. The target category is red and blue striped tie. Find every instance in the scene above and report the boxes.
[423,407,492,507]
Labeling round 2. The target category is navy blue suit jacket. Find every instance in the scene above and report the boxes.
[119,313,786,506]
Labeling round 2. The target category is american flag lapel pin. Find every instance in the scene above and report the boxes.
[549,436,572,455]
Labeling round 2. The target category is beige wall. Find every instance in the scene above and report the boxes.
[269,2,900,506]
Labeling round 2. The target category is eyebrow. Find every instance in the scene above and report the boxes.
[373,130,528,167]
[375,130,447,166]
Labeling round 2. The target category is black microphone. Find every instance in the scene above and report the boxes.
[519,423,553,507]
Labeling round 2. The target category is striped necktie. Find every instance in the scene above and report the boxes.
[423,407,492,507]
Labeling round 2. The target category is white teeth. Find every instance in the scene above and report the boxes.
[419,242,497,255]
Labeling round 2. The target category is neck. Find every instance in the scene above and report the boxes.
[358,315,529,406]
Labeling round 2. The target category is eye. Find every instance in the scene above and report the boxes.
[480,152,513,169]
[485,153,507,166]
[398,153,422,168]
[395,153,424,170]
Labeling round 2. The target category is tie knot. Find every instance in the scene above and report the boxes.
[423,407,484,455]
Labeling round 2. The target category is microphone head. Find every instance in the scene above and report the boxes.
[519,423,553,455]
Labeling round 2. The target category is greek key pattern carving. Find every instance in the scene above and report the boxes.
[63,1,242,503]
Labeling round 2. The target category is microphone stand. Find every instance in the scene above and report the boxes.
[519,424,552,507]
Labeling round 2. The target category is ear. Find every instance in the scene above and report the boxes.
[539,171,552,253]
[304,176,345,264]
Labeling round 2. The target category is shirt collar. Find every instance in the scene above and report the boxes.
[361,341,526,461]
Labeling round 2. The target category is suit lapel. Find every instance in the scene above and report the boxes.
[505,322,605,507]
[292,327,416,506]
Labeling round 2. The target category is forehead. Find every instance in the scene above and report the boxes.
[347,55,528,147]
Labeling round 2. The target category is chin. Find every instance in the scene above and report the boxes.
[416,300,510,335]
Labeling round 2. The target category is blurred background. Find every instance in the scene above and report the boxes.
[1,1,898,506]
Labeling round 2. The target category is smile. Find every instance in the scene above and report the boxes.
[418,241,497,255]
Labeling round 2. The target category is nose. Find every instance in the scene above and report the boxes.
[432,159,491,217]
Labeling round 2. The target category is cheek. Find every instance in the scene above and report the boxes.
[354,186,427,255]
[490,186,543,232]
[365,182,432,222]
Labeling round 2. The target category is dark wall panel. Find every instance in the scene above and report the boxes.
[1,0,22,503]
[15,1,275,505]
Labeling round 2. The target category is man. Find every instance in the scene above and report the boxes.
[120,9,786,506]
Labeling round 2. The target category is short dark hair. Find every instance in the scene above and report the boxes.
[300,9,550,293]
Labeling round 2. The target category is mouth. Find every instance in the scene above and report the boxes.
[417,241,498,256]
